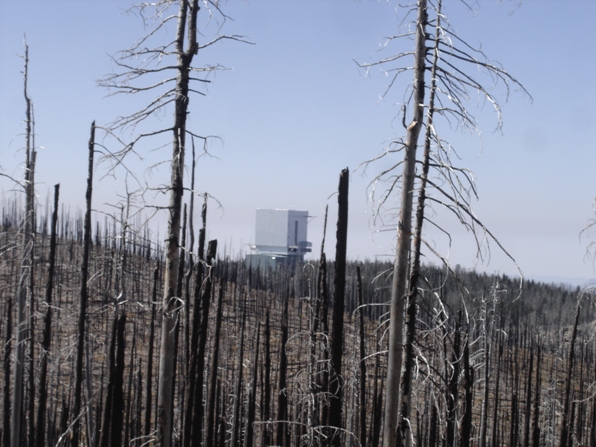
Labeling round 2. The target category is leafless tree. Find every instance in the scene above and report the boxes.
[98,2,248,445]
[357,1,529,446]
[11,41,37,447]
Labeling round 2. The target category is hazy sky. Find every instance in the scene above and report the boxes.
[1,0,595,283]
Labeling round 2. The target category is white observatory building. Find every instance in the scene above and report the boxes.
[246,209,312,268]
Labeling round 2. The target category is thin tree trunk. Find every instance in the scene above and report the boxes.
[490,342,503,447]
[397,4,442,444]
[531,346,542,447]
[3,296,12,447]
[124,324,137,447]
[71,121,95,447]
[383,2,427,445]
[276,288,290,446]
[35,183,59,447]
[479,316,492,447]
[100,316,118,447]
[184,194,207,432]
[357,266,367,447]
[244,322,260,447]
[157,2,200,444]
[205,279,225,447]
[190,239,217,447]
[110,315,127,447]
[371,350,383,447]
[11,42,36,447]
[560,305,580,447]
[329,168,349,446]
[27,147,37,447]
[144,267,159,440]
[459,340,473,447]
[261,310,272,446]
[318,222,330,429]
[230,301,247,447]
[523,345,534,447]
[446,318,461,447]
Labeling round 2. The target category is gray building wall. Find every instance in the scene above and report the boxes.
[254,209,311,255]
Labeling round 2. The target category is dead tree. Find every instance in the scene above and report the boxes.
[328,168,349,446]
[3,297,12,447]
[35,183,59,447]
[560,304,580,447]
[11,41,37,447]
[71,121,96,447]
[357,2,529,445]
[98,2,248,444]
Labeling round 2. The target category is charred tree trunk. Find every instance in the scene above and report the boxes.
[205,279,225,447]
[459,340,473,447]
[144,267,159,439]
[35,183,59,447]
[371,351,383,447]
[329,168,349,446]
[230,301,247,447]
[244,322,260,447]
[276,288,290,447]
[3,296,12,447]
[446,319,461,447]
[522,345,534,447]
[383,2,427,445]
[100,314,127,447]
[318,235,330,428]
[397,5,443,445]
[357,266,367,447]
[71,121,95,447]
[560,305,580,447]
[111,315,127,447]
[11,42,36,447]
[531,347,542,447]
[490,342,504,447]
[261,310,272,447]
[190,239,217,447]
[157,2,200,445]
[100,317,117,447]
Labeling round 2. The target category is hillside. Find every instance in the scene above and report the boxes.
[1,205,595,447]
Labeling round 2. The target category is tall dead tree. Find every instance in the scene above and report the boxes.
[98,2,247,445]
[357,2,529,446]
[328,168,349,446]
[35,183,59,447]
[11,41,37,447]
[157,3,199,442]
[71,121,96,447]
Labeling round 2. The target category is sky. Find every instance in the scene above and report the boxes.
[1,0,595,285]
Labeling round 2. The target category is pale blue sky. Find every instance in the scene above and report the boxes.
[1,0,595,283]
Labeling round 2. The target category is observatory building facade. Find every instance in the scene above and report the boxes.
[246,209,312,269]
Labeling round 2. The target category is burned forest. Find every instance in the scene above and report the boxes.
[1,1,596,447]
[1,180,596,447]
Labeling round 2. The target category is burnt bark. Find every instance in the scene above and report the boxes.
[328,168,349,446]
[71,121,95,447]
[276,288,289,447]
[35,183,59,447]
[144,267,159,439]
[3,296,12,447]
[190,239,217,447]
[560,305,580,447]
[157,2,200,445]
[205,279,225,447]
[383,3,428,445]
[357,266,367,447]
